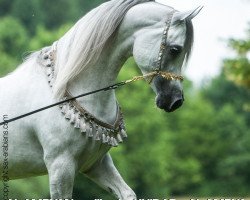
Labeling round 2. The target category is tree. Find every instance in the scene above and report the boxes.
[41,0,79,30]
[10,0,43,35]
[0,17,28,76]
[0,17,28,56]
[28,24,71,50]
[0,0,12,16]
[201,26,250,193]
[203,73,250,122]
[224,28,250,89]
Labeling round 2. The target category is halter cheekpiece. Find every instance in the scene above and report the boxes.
[146,10,183,84]
[156,10,175,72]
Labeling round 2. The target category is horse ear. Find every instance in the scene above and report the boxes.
[173,6,203,22]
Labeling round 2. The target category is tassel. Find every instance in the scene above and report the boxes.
[91,124,96,137]
[69,112,76,124]
[61,104,67,114]
[102,134,108,143]
[80,120,86,133]
[101,128,107,139]
[74,113,81,128]
[86,124,93,138]
[94,126,101,141]
[65,109,72,120]
[120,129,127,138]
[107,136,111,146]
[113,138,118,147]
[109,137,113,146]
[95,131,101,141]
[74,117,81,129]
[116,133,123,143]
[111,137,118,147]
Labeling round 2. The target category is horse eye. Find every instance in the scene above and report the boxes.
[169,45,182,57]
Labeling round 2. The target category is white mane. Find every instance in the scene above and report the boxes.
[53,0,153,98]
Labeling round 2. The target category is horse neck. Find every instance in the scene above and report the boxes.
[59,30,133,124]
[54,2,168,124]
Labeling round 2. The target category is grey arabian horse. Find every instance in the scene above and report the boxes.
[0,0,201,199]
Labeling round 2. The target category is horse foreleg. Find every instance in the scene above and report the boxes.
[85,153,136,200]
[46,155,76,199]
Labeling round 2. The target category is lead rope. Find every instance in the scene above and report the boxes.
[0,71,183,126]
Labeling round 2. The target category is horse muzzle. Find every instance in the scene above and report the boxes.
[155,92,184,112]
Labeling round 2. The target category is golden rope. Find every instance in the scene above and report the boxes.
[125,71,184,84]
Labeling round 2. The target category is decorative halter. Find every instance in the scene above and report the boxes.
[124,10,184,85]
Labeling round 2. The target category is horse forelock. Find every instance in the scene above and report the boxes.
[53,0,153,99]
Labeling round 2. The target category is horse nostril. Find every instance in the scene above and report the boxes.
[156,94,184,112]
[169,98,183,112]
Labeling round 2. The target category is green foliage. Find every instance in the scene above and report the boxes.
[224,28,250,88]
[201,73,250,195]
[0,16,28,76]
[202,73,250,123]
[7,176,49,199]
[77,0,107,15]
[41,0,79,29]
[0,17,28,57]
[0,0,12,16]
[10,0,43,35]
[0,52,18,77]
[29,24,72,50]
[0,0,104,35]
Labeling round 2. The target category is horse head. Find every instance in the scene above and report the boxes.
[130,4,202,112]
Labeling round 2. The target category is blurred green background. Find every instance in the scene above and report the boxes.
[0,0,250,199]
